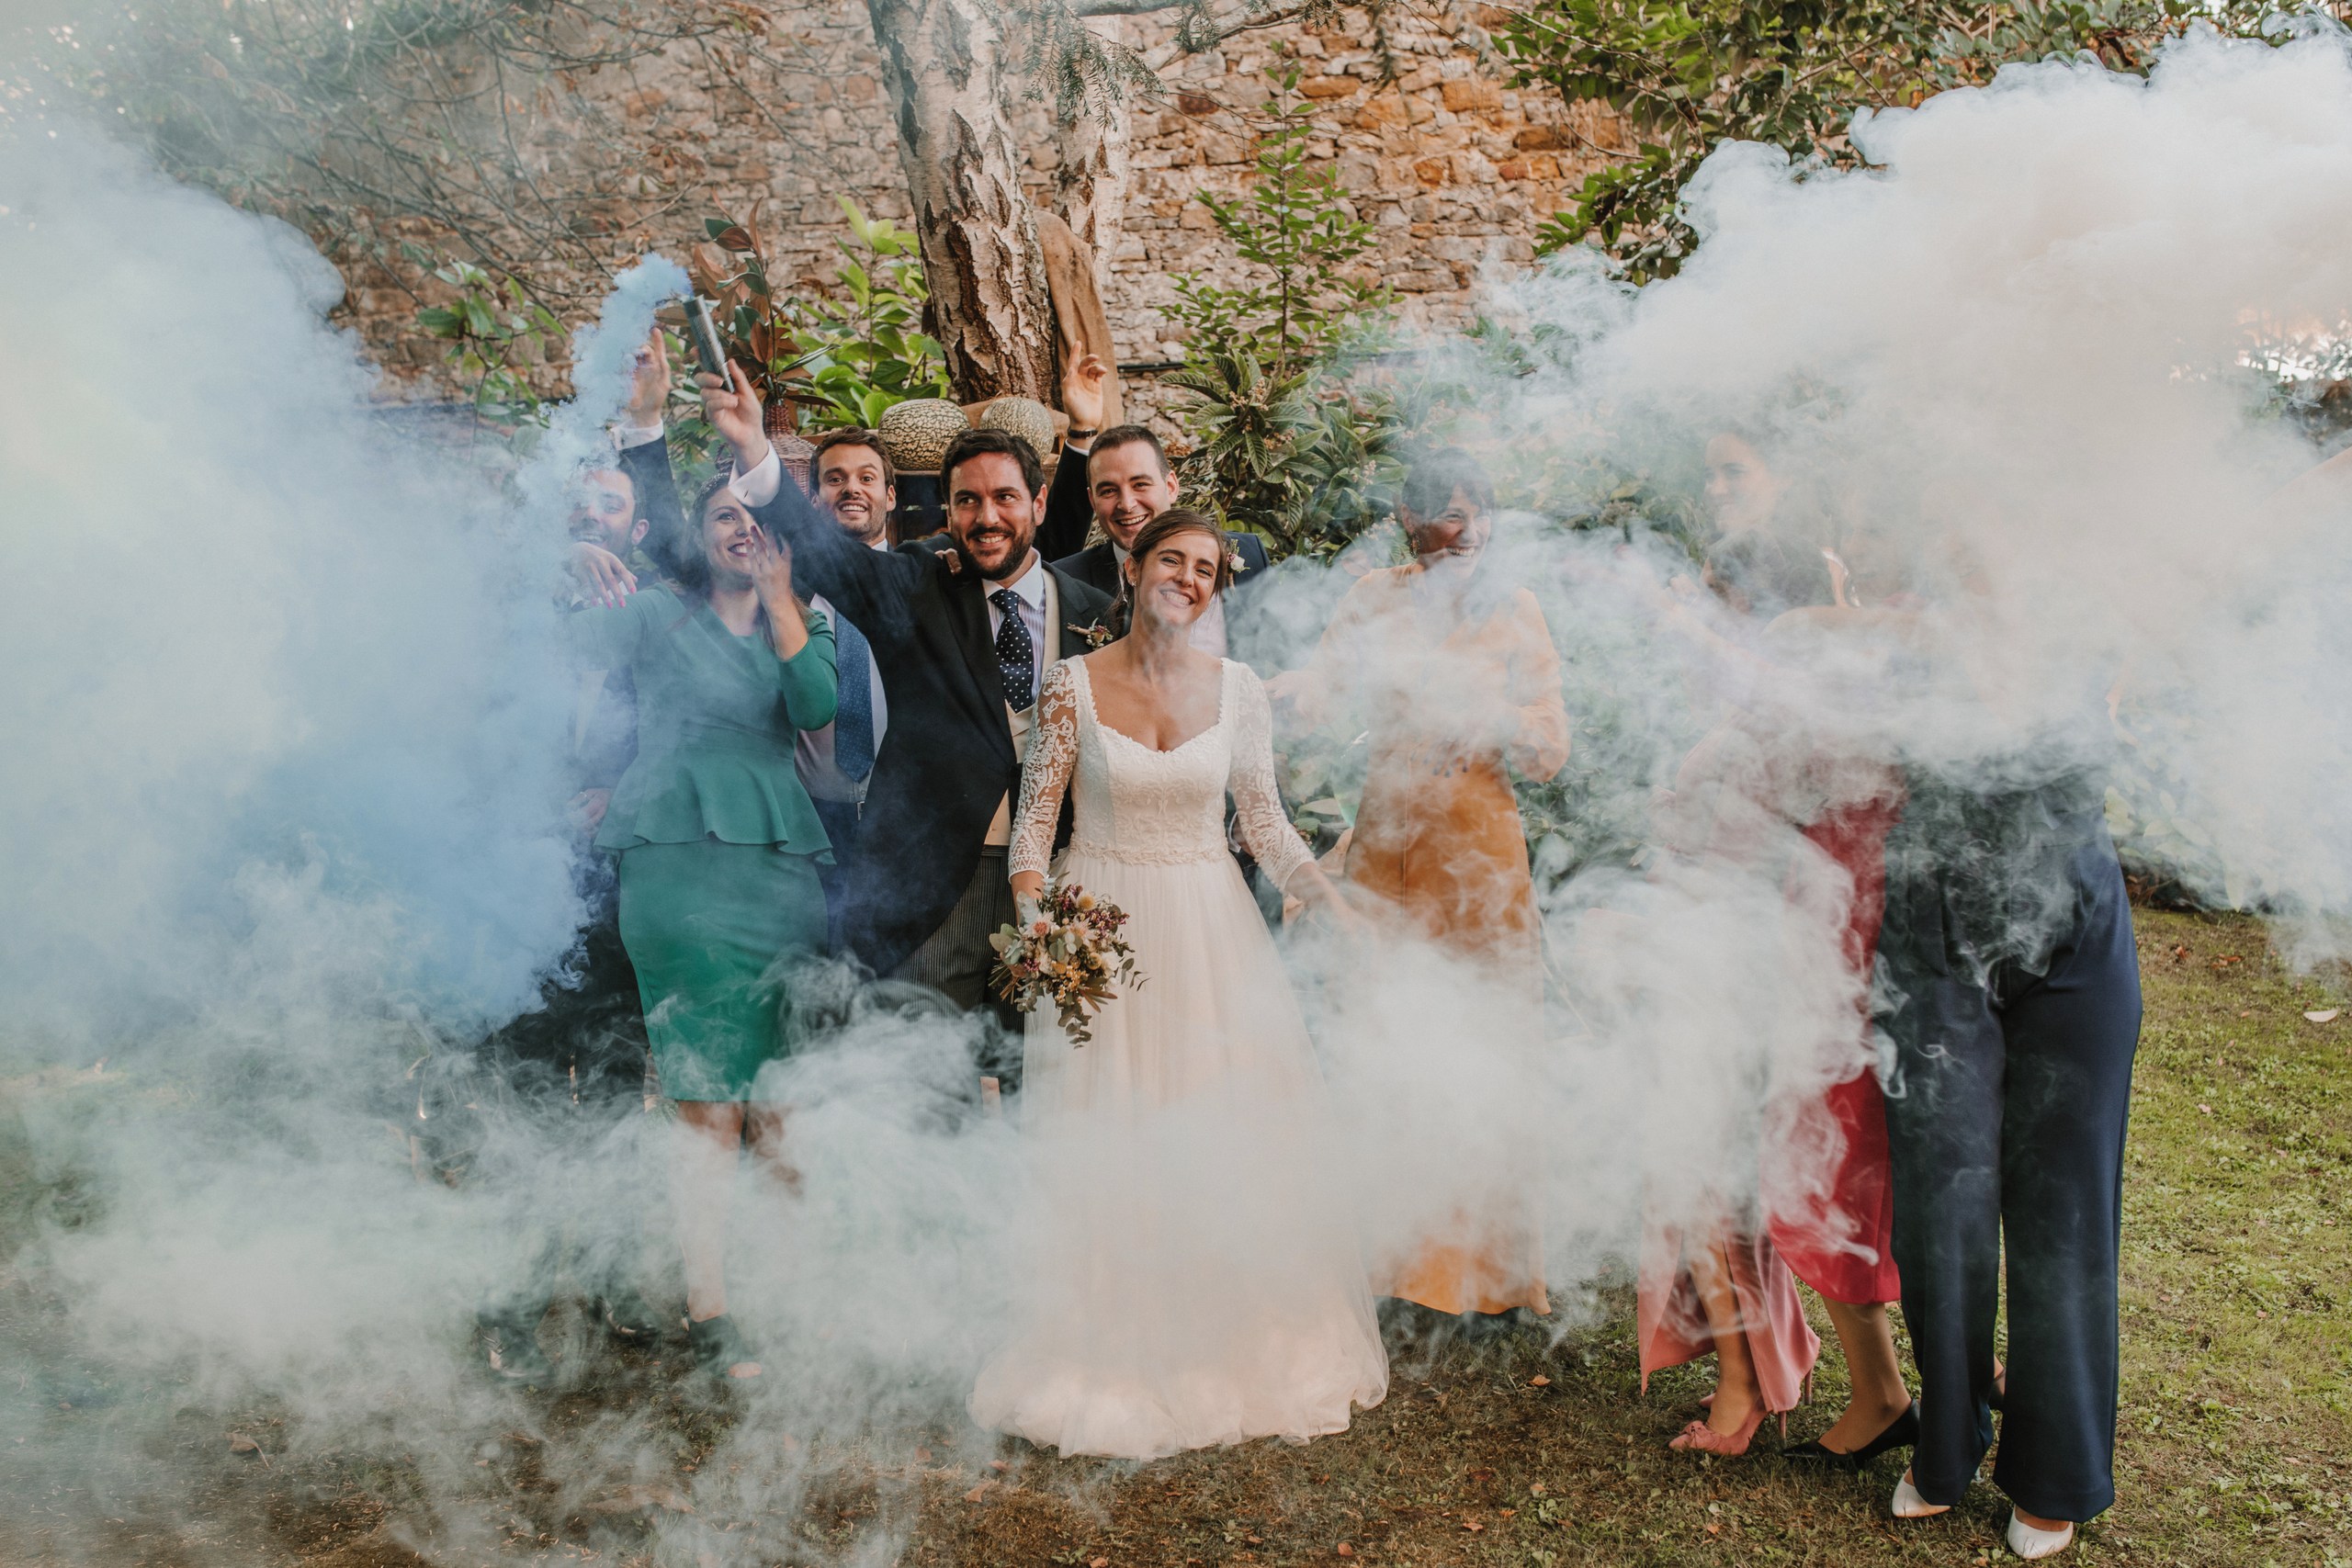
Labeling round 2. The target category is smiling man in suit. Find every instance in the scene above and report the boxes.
[698,367,1113,1074]
[1042,355,1270,656]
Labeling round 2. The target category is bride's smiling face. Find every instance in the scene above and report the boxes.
[1126,528,1224,629]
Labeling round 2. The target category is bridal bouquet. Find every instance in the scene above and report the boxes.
[989,882,1144,1044]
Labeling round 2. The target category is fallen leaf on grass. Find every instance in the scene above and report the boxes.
[586,1484,692,1515]
[1461,1520,1484,1533]
[226,1433,270,1468]
[963,1481,996,1504]
[2303,1009,2340,1023]
[2199,1104,2213,1114]
[1529,1482,1546,1495]
[1705,1521,1722,1536]
[1335,1544,1353,1557]
[1091,1559,1109,1567]
[913,1446,933,1463]
[987,1459,1010,1472]
[1529,1374,1550,1387]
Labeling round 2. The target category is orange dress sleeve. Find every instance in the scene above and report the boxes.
[1501,591,1570,782]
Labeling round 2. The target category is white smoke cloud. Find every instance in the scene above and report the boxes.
[9,17,2352,1565]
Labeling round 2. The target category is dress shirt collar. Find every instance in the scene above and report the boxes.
[991,550,1046,608]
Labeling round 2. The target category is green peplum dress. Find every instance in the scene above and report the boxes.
[567,584,838,1101]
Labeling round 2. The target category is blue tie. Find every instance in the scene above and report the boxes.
[832,614,875,783]
[991,588,1036,711]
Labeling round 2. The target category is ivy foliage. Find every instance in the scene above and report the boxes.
[1492,0,2312,282]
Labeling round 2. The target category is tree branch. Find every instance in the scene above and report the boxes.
[1069,0,1193,16]
[1140,0,1313,71]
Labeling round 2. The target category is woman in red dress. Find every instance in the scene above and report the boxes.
[1636,434,1916,1463]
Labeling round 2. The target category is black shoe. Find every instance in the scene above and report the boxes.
[599,1288,669,1346]
[1785,1401,1918,1472]
[477,1309,556,1387]
[685,1314,762,1382]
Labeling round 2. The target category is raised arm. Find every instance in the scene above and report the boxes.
[1040,440,1095,563]
[616,438,684,568]
[1007,660,1084,903]
[1038,353,1105,563]
[700,361,920,635]
[607,329,684,560]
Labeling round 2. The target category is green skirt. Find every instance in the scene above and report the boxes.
[616,839,828,1102]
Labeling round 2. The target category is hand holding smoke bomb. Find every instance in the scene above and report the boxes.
[696,357,769,477]
[683,294,729,385]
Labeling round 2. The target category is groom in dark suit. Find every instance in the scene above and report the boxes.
[699,367,1114,1055]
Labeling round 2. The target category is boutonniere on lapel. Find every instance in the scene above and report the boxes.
[1077,620,1114,650]
[941,548,964,575]
[1227,548,1247,576]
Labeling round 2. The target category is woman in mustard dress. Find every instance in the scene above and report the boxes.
[567,474,836,1382]
[1274,449,1570,1323]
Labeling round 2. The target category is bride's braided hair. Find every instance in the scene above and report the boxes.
[1110,508,1236,637]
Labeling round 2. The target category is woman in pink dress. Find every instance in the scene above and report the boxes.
[1636,434,1915,1463]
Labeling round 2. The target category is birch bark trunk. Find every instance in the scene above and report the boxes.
[866,0,1058,402]
[1048,21,1134,281]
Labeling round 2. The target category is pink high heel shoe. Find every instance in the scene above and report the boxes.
[1668,1404,1765,1456]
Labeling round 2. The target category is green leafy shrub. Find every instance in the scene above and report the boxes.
[1493,0,2290,283]
[690,197,951,431]
[412,254,564,446]
[1165,62,1406,559]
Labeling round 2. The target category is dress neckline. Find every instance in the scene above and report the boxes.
[1073,656,1227,756]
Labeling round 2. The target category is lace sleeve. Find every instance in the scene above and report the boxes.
[1227,664,1314,891]
[1010,658,1083,882]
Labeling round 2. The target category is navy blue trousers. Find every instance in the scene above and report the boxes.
[1879,837,2141,1521]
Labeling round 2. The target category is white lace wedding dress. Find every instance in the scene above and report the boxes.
[968,656,1388,1459]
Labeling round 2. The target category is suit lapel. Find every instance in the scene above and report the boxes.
[1085,542,1120,599]
[952,566,1010,716]
[1049,566,1102,660]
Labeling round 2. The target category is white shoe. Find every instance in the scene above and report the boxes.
[2007,1510,2075,1559]
[1892,1469,1951,1519]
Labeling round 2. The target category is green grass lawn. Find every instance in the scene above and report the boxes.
[918,907,2352,1567]
[5,907,2346,1566]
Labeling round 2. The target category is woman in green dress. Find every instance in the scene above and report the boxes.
[568,475,837,1382]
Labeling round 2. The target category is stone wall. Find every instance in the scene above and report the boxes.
[334,1,1625,411]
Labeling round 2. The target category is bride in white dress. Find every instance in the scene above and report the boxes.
[968,511,1389,1460]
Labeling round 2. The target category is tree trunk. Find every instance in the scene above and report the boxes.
[1049,25,1134,285]
[866,0,1058,403]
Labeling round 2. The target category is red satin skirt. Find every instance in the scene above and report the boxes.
[1768,800,1903,1307]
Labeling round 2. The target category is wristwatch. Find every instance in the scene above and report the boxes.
[1066,427,1097,442]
